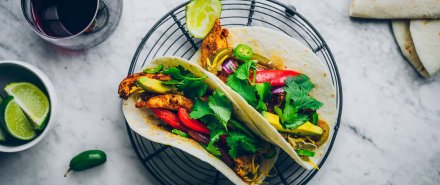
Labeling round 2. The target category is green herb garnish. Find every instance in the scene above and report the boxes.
[143,64,164,74]
[171,129,189,138]
[279,74,323,130]
[226,74,257,106]
[162,66,208,98]
[226,132,259,158]
[234,60,256,80]
[189,90,258,158]
[208,91,232,129]
[255,82,272,112]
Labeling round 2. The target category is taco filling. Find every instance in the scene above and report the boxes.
[200,22,330,167]
[118,64,276,183]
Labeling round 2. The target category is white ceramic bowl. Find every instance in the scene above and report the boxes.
[0,60,57,152]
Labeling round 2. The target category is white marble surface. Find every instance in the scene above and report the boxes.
[1,0,440,184]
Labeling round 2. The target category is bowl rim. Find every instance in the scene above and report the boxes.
[0,60,57,152]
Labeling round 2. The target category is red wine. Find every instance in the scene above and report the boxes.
[31,0,98,37]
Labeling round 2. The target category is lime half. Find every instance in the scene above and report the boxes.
[0,96,36,140]
[4,82,50,130]
[186,0,222,38]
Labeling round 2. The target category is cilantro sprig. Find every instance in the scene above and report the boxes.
[226,59,323,131]
[189,90,258,158]
[226,60,273,112]
[162,66,208,98]
[226,132,258,158]
[276,74,323,130]
[255,82,272,112]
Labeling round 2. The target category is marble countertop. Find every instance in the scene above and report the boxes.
[1,0,439,184]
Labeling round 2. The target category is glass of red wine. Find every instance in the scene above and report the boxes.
[21,0,122,50]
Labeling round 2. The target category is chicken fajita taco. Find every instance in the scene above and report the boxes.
[190,22,337,170]
[118,56,279,184]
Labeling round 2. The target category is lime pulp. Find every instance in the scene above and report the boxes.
[4,82,50,130]
[186,0,222,38]
[0,96,36,141]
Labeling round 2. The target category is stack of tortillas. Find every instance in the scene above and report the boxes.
[349,0,440,78]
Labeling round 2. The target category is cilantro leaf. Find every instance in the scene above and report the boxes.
[291,74,314,93]
[162,66,208,98]
[294,95,323,110]
[208,90,232,129]
[235,60,256,80]
[255,82,272,112]
[162,66,194,78]
[284,113,309,130]
[179,78,208,98]
[161,80,181,85]
[205,115,226,157]
[226,132,259,158]
[282,98,310,129]
[226,75,257,106]
[190,98,213,119]
[279,75,323,130]
[162,67,189,79]
[285,74,323,111]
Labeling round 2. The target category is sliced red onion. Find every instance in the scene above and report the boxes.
[272,86,285,94]
[222,58,237,74]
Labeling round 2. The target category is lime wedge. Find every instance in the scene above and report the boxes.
[4,82,50,130]
[186,0,222,38]
[0,96,36,140]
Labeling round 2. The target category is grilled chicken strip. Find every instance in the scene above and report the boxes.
[118,72,171,99]
[135,94,194,111]
[201,19,229,69]
[234,155,259,181]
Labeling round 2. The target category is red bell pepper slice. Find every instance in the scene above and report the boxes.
[250,70,300,86]
[177,108,210,135]
[151,108,189,132]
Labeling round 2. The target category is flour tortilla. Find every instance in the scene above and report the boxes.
[122,57,278,184]
[410,19,440,76]
[349,0,440,19]
[391,20,430,78]
[190,27,338,170]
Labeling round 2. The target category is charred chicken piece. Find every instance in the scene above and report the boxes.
[201,19,229,69]
[135,94,194,111]
[118,72,171,99]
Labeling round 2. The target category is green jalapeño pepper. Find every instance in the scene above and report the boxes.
[296,149,315,157]
[233,44,253,60]
[311,112,319,125]
[64,150,107,177]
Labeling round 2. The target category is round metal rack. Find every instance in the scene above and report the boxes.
[125,0,342,184]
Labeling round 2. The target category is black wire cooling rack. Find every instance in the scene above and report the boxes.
[125,0,342,184]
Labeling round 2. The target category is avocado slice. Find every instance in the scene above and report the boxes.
[262,111,323,136]
[136,77,176,94]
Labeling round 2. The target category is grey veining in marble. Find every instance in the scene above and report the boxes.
[0,0,439,185]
